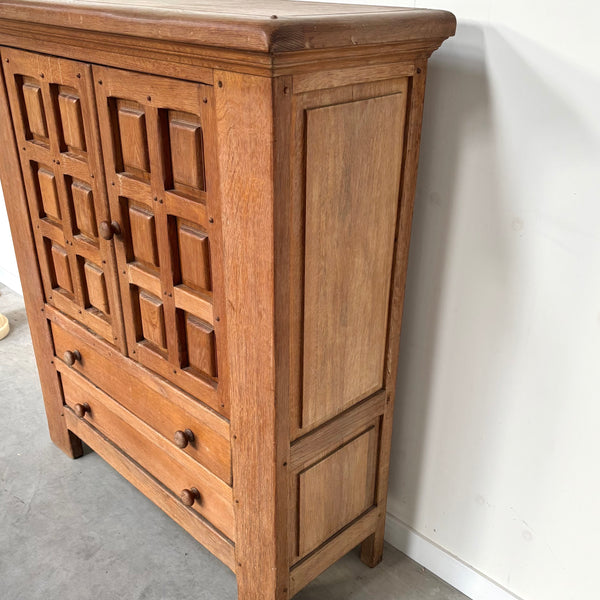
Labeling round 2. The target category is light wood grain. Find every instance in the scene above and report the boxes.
[0,6,456,598]
[297,428,377,557]
[361,62,430,569]
[289,508,380,596]
[83,261,109,315]
[63,408,235,570]
[0,1,456,54]
[302,89,408,432]
[0,58,82,458]
[215,69,289,600]
[60,366,234,539]
[293,61,415,93]
[2,46,126,350]
[71,180,97,238]
[94,64,226,413]
[290,391,385,472]
[48,309,232,484]
[57,90,86,152]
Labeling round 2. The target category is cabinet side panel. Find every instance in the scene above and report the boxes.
[361,63,429,568]
[302,91,407,431]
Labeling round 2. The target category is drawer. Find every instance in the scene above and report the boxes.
[49,315,231,485]
[60,365,234,540]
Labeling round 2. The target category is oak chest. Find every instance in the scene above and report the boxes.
[0,1,455,598]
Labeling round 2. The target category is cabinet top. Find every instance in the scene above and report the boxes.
[0,0,455,53]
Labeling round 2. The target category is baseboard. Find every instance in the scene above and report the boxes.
[384,512,523,600]
[0,267,22,295]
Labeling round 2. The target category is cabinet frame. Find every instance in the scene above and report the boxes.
[0,4,455,599]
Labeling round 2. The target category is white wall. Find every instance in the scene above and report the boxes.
[0,188,20,293]
[383,2,600,600]
[1,3,599,600]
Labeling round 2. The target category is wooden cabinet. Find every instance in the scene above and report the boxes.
[0,2,455,598]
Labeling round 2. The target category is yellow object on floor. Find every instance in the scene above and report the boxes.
[0,313,9,340]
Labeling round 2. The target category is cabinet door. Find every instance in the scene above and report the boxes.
[1,48,125,349]
[93,66,226,417]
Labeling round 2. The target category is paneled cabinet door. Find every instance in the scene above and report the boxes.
[93,66,227,417]
[1,48,125,349]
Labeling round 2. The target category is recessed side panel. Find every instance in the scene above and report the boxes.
[288,396,384,565]
[302,92,407,431]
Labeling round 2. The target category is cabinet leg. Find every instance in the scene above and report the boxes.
[48,416,83,459]
[236,572,289,600]
[360,524,385,568]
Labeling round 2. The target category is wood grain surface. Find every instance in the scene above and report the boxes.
[0,4,456,598]
[302,90,408,431]
[0,1,456,53]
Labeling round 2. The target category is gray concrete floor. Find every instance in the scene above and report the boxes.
[0,283,469,600]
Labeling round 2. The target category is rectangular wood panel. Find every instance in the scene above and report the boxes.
[22,80,47,137]
[84,261,109,314]
[116,101,150,174]
[139,290,167,351]
[58,89,86,152]
[169,111,205,193]
[178,224,211,292]
[297,427,377,557]
[302,91,407,431]
[50,242,73,292]
[186,314,217,378]
[71,180,96,238]
[37,166,61,220]
[128,203,159,267]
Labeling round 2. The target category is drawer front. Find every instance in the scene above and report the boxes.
[1,47,125,349]
[59,365,234,540]
[50,314,231,485]
[93,65,228,418]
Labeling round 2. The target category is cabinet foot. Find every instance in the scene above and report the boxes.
[51,426,83,459]
[360,529,385,568]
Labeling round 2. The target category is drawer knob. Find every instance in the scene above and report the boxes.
[180,487,200,507]
[174,429,195,449]
[98,220,121,241]
[63,349,82,366]
[73,402,90,418]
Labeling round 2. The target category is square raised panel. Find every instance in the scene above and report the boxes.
[116,100,150,175]
[71,180,97,239]
[128,204,159,268]
[22,79,47,139]
[49,242,73,293]
[138,290,167,351]
[185,313,217,379]
[168,111,205,195]
[58,88,86,152]
[37,166,61,221]
[84,261,109,315]
[178,223,211,292]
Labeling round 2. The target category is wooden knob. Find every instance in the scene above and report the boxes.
[174,429,195,449]
[63,349,81,366]
[73,402,90,418]
[180,487,200,507]
[98,220,121,241]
